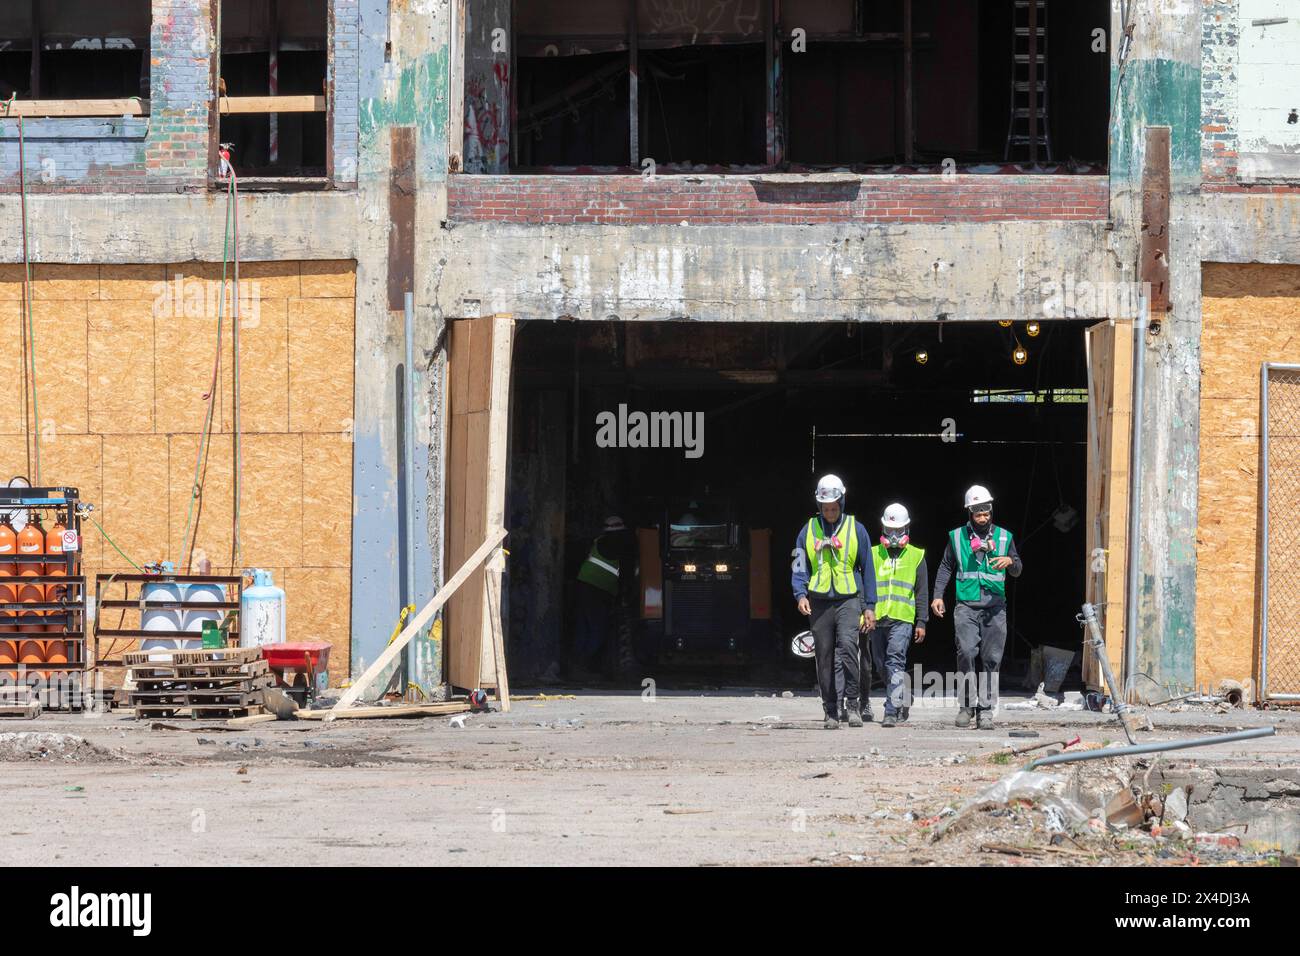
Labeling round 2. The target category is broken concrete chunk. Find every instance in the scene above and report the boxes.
[1163,787,1188,824]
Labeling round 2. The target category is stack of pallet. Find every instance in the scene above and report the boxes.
[124,647,270,719]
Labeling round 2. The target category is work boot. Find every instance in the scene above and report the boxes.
[823,715,841,730]
[838,702,848,723]
[846,701,863,728]
[955,707,974,728]
[899,706,910,723]
[862,701,875,723]
[881,713,897,728]
[976,710,995,730]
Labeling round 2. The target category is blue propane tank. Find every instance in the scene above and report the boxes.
[183,580,226,635]
[240,569,286,648]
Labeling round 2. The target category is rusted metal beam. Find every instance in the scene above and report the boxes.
[388,126,416,311]
[1140,126,1171,313]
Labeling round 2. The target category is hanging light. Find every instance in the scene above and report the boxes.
[1013,345,1029,366]
[998,320,1013,327]
[1026,321,1042,337]
[915,349,929,365]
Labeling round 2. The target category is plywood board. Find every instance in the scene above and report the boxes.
[0,302,26,435]
[32,264,100,301]
[302,435,353,567]
[154,308,226,436]
[39,434,103,567]
[283,567,352,684]
[88,301,154,434]
[168,432,234,570]
[99,265,165,301]
[287,298,355,432]
[31,300,89,436]
[237,260,302,300]
[101,434,170,570]
[239,435,304,569]
[300,260,357,298]
[235,299,290,433]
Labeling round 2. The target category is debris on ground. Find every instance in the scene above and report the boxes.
[0,732,124,763]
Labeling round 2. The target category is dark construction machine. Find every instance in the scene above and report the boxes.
[627,498,777,675]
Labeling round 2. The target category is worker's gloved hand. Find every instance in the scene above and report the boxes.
[931,598,945,618]
[797,596,811,617]
[914,626,926,644]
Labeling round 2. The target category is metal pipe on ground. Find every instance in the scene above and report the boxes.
[1024,726,1275,772]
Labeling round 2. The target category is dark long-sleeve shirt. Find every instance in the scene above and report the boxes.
[791,514,877,609]
[933,523,1023,609]
[875,548,930,626]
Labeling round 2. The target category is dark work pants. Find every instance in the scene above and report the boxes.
[811,597,860,716]
[574,581,614,668]
[953,602,1007,710]
[871,619,914,716]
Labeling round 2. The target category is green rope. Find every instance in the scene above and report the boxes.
[178,177,234,570]
[84,514,143,573]
[19,114,39,483]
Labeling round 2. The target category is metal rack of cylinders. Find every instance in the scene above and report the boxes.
[0,485,86,704]
[93,570,244,668]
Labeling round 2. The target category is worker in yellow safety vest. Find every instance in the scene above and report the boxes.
[792,475,877,729]
[573,516,635,681]
[865,503,929,728]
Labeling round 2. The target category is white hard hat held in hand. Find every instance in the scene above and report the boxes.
[881,503,910,529]
[815,474,846,503]
[964,485,993,510]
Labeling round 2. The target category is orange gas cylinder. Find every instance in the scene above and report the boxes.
[45,518,66,617]
[18,638,43,667]
[0,637,15,670]
[0,519,15,633]
[43,639,67,674]
[17,518,45,634]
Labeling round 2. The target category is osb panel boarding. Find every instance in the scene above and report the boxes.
[0,262,357,685]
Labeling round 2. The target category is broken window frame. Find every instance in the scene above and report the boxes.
[209,0,333,190]
[458,0,1116,176]
[0,1,151,117]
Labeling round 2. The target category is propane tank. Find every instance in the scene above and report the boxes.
[17,516,44,633]
[240,569,286,648]
[183,581,225,635]
[0,517,16,633]
[44,517,65,629]
[140,561,185,658]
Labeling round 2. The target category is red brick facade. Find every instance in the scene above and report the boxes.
[447,175,1110,226]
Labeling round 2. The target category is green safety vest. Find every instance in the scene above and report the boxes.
[950,524,1013,602]
[577,539,620,595]
[872,543,925,624]
[804,516,859,598]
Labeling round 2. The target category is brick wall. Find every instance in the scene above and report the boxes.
[0,261,357,683]
[331,0,360,184]
[446,175,1110,226]
[1202,0,1240,184]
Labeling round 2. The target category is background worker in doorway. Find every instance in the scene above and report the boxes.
[573,515,636,680]
[931,485,1022,729]
[869,503,929,728]
[792,475,877,729]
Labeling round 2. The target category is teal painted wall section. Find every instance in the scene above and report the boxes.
[1110,58,1202,185]
[359,48,451,183]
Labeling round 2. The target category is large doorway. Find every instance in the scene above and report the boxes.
[504,319,1102,690]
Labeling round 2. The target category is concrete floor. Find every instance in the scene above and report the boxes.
[3,689,1297,866]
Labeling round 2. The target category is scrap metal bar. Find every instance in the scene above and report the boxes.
[1081,602,1137,744]
[1025,727,1275,771]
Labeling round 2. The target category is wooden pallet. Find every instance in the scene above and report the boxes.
[0,685,41,719]
[123,647,261,667]
[131,671,272,691]
[127,658,270,681]
[130,703,266,719]
[129,688,268,708]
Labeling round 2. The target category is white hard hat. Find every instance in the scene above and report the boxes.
[603,516,626,532]
[881,503,910,529]
[815,474,846,504]
[964,485,994,510]
[790,630,816,659]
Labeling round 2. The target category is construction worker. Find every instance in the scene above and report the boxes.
[792,475,876,729]
[931,485,1022,729]
[573,516,635,680]
[868,503,929,727]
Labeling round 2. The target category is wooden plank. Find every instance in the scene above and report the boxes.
[227,712,278,728]
[218,95,325,114]
[328,527,508,717]
[301,702,471,720]
[485,566,510,711]
[0,99,148,118]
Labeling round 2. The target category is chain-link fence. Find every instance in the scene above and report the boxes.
[1262,364,1300,701]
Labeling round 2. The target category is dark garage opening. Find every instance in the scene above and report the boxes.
[505,319,1094,693]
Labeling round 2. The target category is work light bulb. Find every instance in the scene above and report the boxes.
[1026,321,1041,337]
[998,320,1013,328]
[1013,346,1029,365]
[915,349,929,365]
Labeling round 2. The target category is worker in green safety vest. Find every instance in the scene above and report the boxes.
[791,474,877,730]
[931,485,1023,729]
[865,502,929,728]
[573,515,635,681]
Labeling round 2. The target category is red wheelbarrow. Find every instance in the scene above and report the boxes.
[260,642,332,709]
